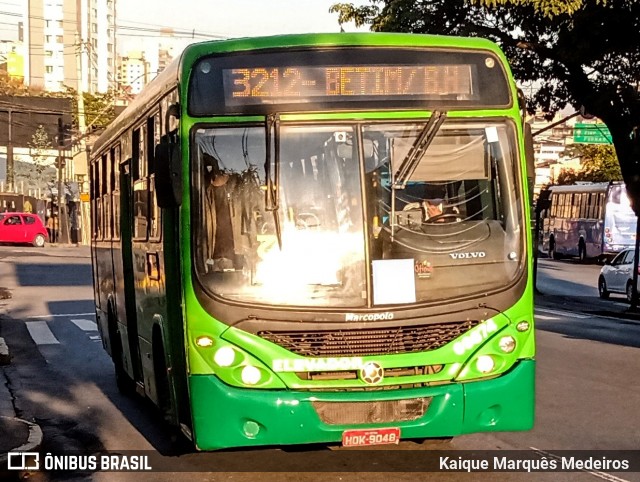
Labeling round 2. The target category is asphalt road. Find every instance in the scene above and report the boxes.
[1,246,639,482]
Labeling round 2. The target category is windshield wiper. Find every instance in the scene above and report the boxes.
[390,110,447,239]
[264,113,282,249]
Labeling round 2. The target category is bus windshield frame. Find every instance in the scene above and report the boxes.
[191,117,525,309]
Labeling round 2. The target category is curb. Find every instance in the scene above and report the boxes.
[0,337,9,365]
[0,416,43,463]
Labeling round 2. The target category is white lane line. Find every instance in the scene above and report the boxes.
[70,319,98,331]
[530,447,630,482]
[25,321,60,345]
[27,312,96,319]
[535,314,560,321]
[536,308,589,319]
[89,335,101,342]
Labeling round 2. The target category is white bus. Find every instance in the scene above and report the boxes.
[541,182,637,261]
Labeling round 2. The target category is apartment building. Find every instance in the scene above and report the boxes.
[24,0,116,94]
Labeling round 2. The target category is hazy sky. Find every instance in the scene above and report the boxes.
[117,0,369,53]
[0,0,368,50]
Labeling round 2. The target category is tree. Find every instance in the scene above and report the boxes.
[330,0,640,215]
[572,144,622,182]
[25,125,55,193]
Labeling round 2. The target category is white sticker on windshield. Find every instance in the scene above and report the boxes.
[372,259,416,305]
[485,126,499,143]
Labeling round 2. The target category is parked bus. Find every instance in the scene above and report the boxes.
[541,182,637,261]
[89,33,535,451]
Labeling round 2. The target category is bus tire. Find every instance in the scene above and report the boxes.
[578,241,587,262]
[598,276,610,299]
[548,238,559,260]
[109,315,135,395]
[153,330,172,423]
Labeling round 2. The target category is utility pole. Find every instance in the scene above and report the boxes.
[6,109,13,191]
[57,117,69,244]
[75,33,87,245]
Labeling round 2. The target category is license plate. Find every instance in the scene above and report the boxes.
[342,427,401,447]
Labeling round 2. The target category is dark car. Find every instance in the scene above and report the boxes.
[0,212,48,247]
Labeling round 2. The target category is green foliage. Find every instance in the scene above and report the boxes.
[329,0,640,215]
[556,144,622,185]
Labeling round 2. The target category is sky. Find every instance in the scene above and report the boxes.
[0,0,369,51]
[117,0,369,53]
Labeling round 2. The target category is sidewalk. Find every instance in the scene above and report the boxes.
[0,339,43,473]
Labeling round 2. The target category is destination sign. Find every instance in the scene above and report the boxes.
[222,65,474,105]
[188,48,511,115]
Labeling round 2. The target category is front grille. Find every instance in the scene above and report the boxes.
[312,398,431,425]
[297,364,444,381]
[258,320,480,356]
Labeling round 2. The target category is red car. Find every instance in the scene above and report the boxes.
[0,212,48,247]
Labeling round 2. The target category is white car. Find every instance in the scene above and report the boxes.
[598,248,639,303]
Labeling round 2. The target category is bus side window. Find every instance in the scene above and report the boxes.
[148,112,162,241]
[112,145,121,240]
[133,126,149,240]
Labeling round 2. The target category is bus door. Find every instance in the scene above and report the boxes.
[129,115,168,405]
[119,156,143,388]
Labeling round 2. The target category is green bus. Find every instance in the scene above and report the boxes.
[90,33,535,451]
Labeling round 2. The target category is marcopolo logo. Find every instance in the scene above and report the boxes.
[273,357,365,372]
[449,252,486,260]
[345,312,394,322]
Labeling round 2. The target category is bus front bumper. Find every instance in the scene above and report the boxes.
[189,359,534,451]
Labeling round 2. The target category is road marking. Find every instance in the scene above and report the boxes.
[70,319,98,331]
[27,312,95,319]
[530,447,630,482]
[25,321,60,345]
[535,308,589,319]
[89,335,101,342]
[535,314,560,321]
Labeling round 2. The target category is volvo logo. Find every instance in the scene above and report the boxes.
[449,251,486,259]
[360,362,384,385]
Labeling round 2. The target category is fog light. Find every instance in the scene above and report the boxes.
[476,355,495,374]
[196,336,214,348]
[214,346,236,367]
[243,420,260,438]
[499,336,516,353]
[241,365,261,385]
[516,321,530,332]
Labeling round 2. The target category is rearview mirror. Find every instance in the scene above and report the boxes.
[154,139,182,208]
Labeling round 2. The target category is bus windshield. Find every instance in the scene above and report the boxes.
[193,119,523,308]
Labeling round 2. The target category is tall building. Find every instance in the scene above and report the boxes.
[117,51,149,95]
[25,0,116,94]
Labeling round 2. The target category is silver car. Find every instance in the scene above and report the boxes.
[598,248,639,303]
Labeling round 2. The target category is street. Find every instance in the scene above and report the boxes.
[1,247,639,481]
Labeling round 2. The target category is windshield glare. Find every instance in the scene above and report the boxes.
[193,120,523,308]
[194,125,367,307]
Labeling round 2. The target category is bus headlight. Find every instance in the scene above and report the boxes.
[241,365,262,385]
[476,355,495,374]
[214,346,236,367]
[499,336,516,353]
[196,336,214,348]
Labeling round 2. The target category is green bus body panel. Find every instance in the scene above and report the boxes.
[91,32,534,450]
[189,360,534,450]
